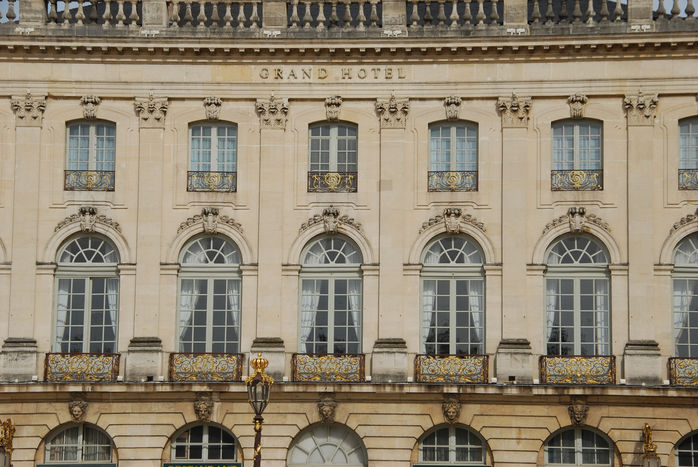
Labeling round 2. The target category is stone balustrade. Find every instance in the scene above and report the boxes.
[529,0,625,25]
[167,0,261,28]
[406,0,503,30]
[45,0,142,26]
[288,0,381,30]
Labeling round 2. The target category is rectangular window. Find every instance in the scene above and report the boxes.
[551,120,603,190]
[428,123,478,192]
[679,117,698,189]
[65,121,116,191]
[188,123,237,192]
[308,123,358,193]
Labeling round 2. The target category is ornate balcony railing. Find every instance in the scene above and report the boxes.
[668,357,698,386]
[539,355,616,384]
[46,0,142,26]
[167,0,262,28]
[308,171,357,193]
[187,170,237,192]
[428,170,477,192]
[528,0,626,25]
[45,353,120,382]
[288,0,381,30]
[406,0,503,30]
[551,169,603,191]
[415,354,488,384]
[169,353,244,382]
[64,170,116,191]
[679,169,698,190]
[292,353,365,382]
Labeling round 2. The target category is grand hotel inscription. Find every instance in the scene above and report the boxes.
[257,66,408,81]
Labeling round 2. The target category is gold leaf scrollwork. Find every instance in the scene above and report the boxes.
[0,419,15,465]
[170,353,243,382]
[669,357,698,386]
[540,355,615,384]
[45,353,120,382]
[551,169,602,191]
[293,354,365,382]
[415,354,488,383]
[427,171,477,192]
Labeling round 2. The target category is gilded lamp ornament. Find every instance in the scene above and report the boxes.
[246,353,273,467]
[0,419,15,466]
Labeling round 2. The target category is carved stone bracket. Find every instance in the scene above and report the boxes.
[624,92,658,126]
[670,208,698,234]
[419,208,486,234]
[568,398,588,425]
[256,95,289,129]
[299,206,363,235]
[177,208,243,235]
[55,206,122,233]
[69,397,88,422]
[325,96,343,122]
[317,395,337,423]
[80,95,101,119]
[11,92,46,127]
[375,93,409,129]
[568,93,588,119]
[542,207,610,235]
[203,96,222,120]
[497,93,531,128]
[194,392,214,421]
[444,96,462,121]
[134,93,168,128]
[442,396,461,424]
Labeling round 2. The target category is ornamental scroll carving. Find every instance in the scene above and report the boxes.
[419,208,486,234]
[299,206,363,235]
[670,208,698,234]
[496,93,531,128]
[325,96,343,122]
[177,207,243,235]
[375,93,409,129]
[442,396,461,424]
[256,95,289,129]
[134,93,168,128]
[568,93,588,119]
[203,96,222,120]
[623,92,658,126]
[55,206,122,233]
[542,207,610,235]
[80,95,101,119]
[568,399,588,425]
[11,91,46,127]
[444,96,462,121]
[317,395,337,423]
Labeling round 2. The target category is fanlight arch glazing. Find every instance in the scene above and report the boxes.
[287,423,368,466]
[546,235,609,265]
[544,427,613,466]
[418,424,486,464]
[422,235,484,265]
[302,236,362,265]
[58,235,119,264]
[674,233,698,266]
[180,236,241,265]
[45,424,114,463]
[675,430,698,466]
[170,423,238,462]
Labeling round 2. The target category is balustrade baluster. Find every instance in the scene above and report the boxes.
[61,0,74,24]
[235,1,245,28]
[654,0,666,18]
[584,0,595,24]
[424,0,433,26]
[0,3,5,22]
[369,0,378,27]
[448,0,459,28]
[300,0,312,28]
[598,0,609,22]
[115,0,127,26]
[341,0,352,28]
[48,0,58,23]
[463,0,472,26]
[317,1,327,30]
[169,0,181,26]
[545,0,555,24]
[409,0,420,27]
[223,0,233,26]
[129,1,140,25]
[530,0,541,23]
[489,0,499,24]
[209,0,220,26]
[88,1,99,23]
[330,0,339,27]
[250,2,260,28]
[612,0,623,21]
[559,0,568,22]
[183,0,194,25]
[670,0,680,19]
[196,0,206,26]
[6,0,16,22]
[686,0,695,18]
[572,0,581,22]
[356,0,367,30]
[290,0,300,28]
[475,0,485,27]
[436,0,446,27]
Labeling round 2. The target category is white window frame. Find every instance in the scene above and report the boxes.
[544,427,613,467]
[428,122,478,172]
[672,233,698,357]
[189,123,238,173]
[45,424,114,463]
[418,425,486,465]
[679,117,698,170]
[552,119,603,171]
[287,423,368,467]
[66,121,116,172]
[170,424,238,462]
[308,123,358,173]
[675,431,698,466]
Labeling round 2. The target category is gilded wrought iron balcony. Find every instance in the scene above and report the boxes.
[415,354,488,384]
[668,357,698,386]
[428,170,477,192]
[44,352,120,382]
[187,170,237,192]
[292,353,365,382]
[169,352,244,382]
[551,169,603,191]
[308,171,357,193]
[539,355,616,384]
[64,170,115,191]
[679,169,698,190]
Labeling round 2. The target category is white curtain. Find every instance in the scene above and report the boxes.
[82,426,111,461]
[347,279,362,352]
[227,279,241,348]
[55,279,71,351]
[595,279,610,354]
[105,278,119,352]
[300,280,320,353]
[468,280,484,350]
[179,279,197,350]
[422,280,436,350]
[545,279,558,344]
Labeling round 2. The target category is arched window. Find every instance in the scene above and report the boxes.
[418,425,486,465]
[178,236,242,353]
[171,424,238,462]
[299,236,362,354]
[45,424,114,463]
[676,431,698,466]
[551,119,603,191]
[287,423,368,466]
[672,233,698,357]
[421,235,485,355]
[545,428,612,466]
[55,235,120,353]
[679,117,698,190]
[428,122,478,192]
[545,235,610,356]
[308,122,358,193]
[65,120,116,191]
[188,122,237,192]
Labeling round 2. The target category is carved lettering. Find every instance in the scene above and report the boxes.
[318,68,328,79]
[256,66,407,81]
[357,68,367,79]
[341,68,352,79]
[259,68,269,79]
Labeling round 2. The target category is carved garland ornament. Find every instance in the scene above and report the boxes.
[496,93,531,128]
[542,207,610,235]
[55,206,122,233]
[442,396,461,424]
[203,96,223,120]
[134,93,168,128]
[10,91,46,126]
[670,208,698,234]
[623,92,658,126]
[375,93,409,129]
[256,95,289,129]
[568,93,588,119]
[177,207,243,235]
[317,395,337,423]
[419,207,486,234]
[299,206,363,235]
[80,95,101,119]
[325,96,343,122]
[444,96,462,121]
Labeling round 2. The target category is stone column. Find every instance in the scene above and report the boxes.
[126,94,168,381]
[255,96,288,343]
[495,93,533,383]
[0,93,46,382]
[623,92,663,384]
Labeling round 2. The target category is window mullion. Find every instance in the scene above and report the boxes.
[449,125,456,171]
[330,126,338,172]
[211,126,219,171]
[449,425,456,463]
[203,425,209,461]
[89,124,96,171]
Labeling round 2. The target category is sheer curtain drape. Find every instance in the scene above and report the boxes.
[348,279,361,347]
[422,280,437,348]
[469,280,484,347]
[179,279,196,347]
[545,279,558,344]
[300,280,320,353]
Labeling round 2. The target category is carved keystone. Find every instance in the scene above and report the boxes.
[623,92,658,126]
[11,92,46,127]
[497,93,531,128]
[375,93,409,129]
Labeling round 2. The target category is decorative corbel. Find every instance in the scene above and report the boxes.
[375,93,410,129]
[542,207,610,235]
[256,95,289,129]
[194,393,214,422]
[203,96,222,120]
[444,96,462,121]
[419,208,486,234]
[69,397,88,422]
[134,93,168,128]
[177,208,242,235]
[496,93,531,128]
[80,95,101,119]
[299,205,363,235]
[317,395,337,423]
[567,93,588,119]
[55,206,122,233]
[325,96,343,122]
[623,92,658,126]
[567,398,588,425]
[442,396,461,424]
[11,91,46,127]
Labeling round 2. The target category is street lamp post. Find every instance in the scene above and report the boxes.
[245,353,274,467]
